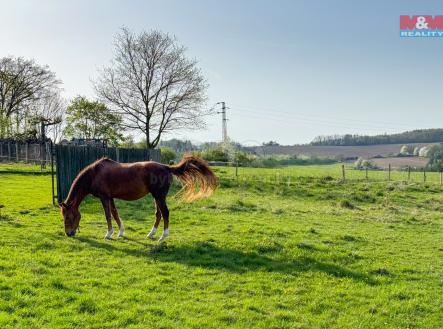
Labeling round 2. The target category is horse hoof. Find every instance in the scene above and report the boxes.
[118,231,125,238]
[147,234,156,240]
[104,230,114,240]
[158,236,168,243]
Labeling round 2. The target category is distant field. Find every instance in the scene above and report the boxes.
[247,143,437,158]
[371,157,429,170]
[218,164,443,184]
[1,163,442,328]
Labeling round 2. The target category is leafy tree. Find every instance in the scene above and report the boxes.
[262,141,280,146]
[233,150,255,166]
[419,146,429,157]
[426,144,443,170]
[400,145,413,155]
[354,157,363,169]
[160,147,177,164]
[311,129,443,146]
[64,96,123,146]
[200,147,228,162]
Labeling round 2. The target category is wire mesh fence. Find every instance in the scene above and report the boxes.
[209,162,443,186]
[0,141,52,165]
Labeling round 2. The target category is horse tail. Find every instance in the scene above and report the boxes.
[169,154,218,202]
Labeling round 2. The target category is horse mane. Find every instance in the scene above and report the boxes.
[65,157,114,205]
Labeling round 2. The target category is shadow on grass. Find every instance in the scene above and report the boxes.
[0,170,51,176]
[76,237,376,285]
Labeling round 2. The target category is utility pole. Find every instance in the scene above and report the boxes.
[217,102,228,144]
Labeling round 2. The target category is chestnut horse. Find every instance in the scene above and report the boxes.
[60,155,217,242]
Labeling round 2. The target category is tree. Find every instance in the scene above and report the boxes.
[64,96,123,146]
[262,141,280,146]
[354,157,363,169]
[31,91,66,142]
[400,145,409,155]
[200,146,229,162]
[160,147,177,164]
[419,146,429,157]
[0,56,61,138]
[94,28,208,149]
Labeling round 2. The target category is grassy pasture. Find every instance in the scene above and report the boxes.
[0,164,442,328]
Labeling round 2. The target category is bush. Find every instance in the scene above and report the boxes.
[355,157,376,169]
[200,147,228,162]
[160,147,177,164]
[233,151,255,166]
[419,146,429,157]
[400,145,410,155]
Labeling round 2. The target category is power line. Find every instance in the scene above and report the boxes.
[228,110,438,133]
[230,104,436,130]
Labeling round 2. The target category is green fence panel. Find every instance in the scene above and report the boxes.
[55,145,160,203]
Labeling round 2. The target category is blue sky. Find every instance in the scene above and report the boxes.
[1,0,442,145]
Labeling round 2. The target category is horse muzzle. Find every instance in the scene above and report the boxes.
[66,231,76,237]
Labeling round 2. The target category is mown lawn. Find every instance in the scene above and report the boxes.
[0,164,442,328]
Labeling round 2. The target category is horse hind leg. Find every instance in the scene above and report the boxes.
[156,197,169,243]
[110,199,125,238]
[147,200,162,240]
[100,197,114,239]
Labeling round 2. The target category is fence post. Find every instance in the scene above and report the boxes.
[235,161,238,179]
[365,167,368,180]
[423,168,426,183]
[25,143,29,163]
[408,166,411,181]
[7,142,11,162]
[116,148,120,162]
[51,141,56,205]
[342,164,345,181]
[16,142,19,162]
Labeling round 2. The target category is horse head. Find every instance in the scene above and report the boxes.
[60,202,81,237]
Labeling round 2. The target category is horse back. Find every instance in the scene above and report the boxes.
[90,159,171,200]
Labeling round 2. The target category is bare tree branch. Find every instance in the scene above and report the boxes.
[0,56,61,138]
[93,28,208,149]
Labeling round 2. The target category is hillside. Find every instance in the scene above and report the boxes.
[311,129,443,146]
[247,143,434,159]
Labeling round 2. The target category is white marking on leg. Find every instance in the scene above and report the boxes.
[118,222,125,237]
[147,227,158,240]
[105,228,114,239]
[159,228,169,242]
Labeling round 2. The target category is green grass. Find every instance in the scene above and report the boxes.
[0,162,51,173]
[0,164,442,328]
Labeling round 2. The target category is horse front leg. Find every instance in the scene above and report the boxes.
[110,199,125,238]
[147,199,162,240]
[100,197,114,239]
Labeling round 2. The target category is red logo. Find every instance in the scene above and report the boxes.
[400,15,443,30]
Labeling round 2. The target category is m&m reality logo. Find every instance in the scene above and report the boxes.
[400,15,443,37]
